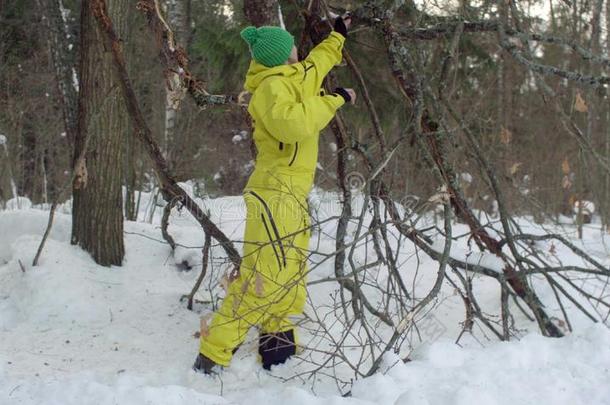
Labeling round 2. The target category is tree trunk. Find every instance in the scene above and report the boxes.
[586,0,604,231]
[124,2,139,222]
[243,0,279,27]
[37,0,79,145]
[18,113,37,200]
[71,0,127,266]
[124,129,138,221]
[600,0,610,232]
[0,137,18,204]
[37,0,79,204]
[163,0,189,169]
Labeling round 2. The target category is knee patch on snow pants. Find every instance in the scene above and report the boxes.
[199,189,310,367]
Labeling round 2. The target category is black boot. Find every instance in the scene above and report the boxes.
[259,329,296,370]
[193,353,219,374]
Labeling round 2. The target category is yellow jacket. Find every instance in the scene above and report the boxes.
[244,31,346,198]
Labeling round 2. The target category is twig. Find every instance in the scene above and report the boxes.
[186,233,212,310]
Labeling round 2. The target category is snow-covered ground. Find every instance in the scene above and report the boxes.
[1,191,610,405]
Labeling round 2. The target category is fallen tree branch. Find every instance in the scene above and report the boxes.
[350,2,563,337]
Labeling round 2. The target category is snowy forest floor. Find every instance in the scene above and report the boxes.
[1,190,610,405]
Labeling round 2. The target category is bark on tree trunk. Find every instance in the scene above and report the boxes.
[124,3,138,222]
[586,0,604,231]
[1,136,18,203]
[124,129,138,221]
[163,0,189,169]
[71,0,127,266]
[600,0,610,232]
[37,0,78,204]
[91,0,242,272]
[18,114,37,201]
[37,0,79,145]
[243,0,279,27]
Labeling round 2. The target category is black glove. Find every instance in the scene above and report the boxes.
[334,87,352,104]
[334,15,349,38]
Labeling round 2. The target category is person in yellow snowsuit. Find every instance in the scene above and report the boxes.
[194,15,355,373]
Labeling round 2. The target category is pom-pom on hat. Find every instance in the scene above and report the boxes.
[240,26,295,68]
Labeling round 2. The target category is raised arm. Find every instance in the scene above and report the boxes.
[300,16,351,90]
[302,31,345,87]
[252,78,345,144]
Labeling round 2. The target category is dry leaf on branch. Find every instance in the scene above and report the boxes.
[574,92,588,112]
[500,126,512,145]
[165,69,187,110]
[255,273,265,296]
[238,91,252,106]
[509,162,522,175]
[219,273,230,292]
[428,185,451,204]
[240,280,249,294]
[199,313,212,339]
[561,157,571,175]
[568,194,577,207]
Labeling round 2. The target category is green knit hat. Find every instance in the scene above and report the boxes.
[240,26,295,68]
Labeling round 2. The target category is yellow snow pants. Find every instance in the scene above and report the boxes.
[199,188,310,366]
